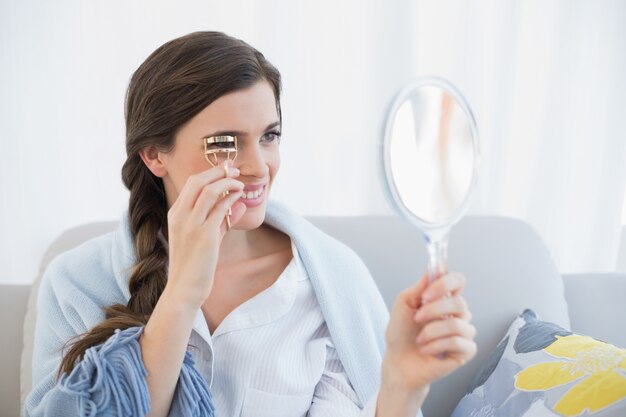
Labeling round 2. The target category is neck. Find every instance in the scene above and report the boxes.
[217,225,268,266]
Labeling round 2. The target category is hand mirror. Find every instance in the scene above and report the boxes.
[382,77,480,283]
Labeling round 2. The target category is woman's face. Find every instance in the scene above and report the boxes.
[158,80,281,230]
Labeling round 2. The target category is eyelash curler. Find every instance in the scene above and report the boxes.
[203,135,239,230]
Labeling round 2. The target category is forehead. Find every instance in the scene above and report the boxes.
[180,80,279,140]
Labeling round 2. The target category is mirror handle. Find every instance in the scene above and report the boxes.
[426,234,449,283]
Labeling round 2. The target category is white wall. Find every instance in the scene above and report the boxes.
[2,0,625,284]
[410,1,626,273]
[1,0,419,284]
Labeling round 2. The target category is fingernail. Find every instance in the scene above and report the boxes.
[229,167,240,175]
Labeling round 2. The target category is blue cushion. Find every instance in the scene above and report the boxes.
[451,309,626,417]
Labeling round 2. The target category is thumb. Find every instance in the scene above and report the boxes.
[400,272,430,309]
[229,200,247,225]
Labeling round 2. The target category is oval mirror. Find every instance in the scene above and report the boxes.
[382,77,480,282]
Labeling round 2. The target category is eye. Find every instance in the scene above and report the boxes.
[261,130,281,144]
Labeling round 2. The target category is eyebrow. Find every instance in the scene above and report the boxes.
[202,121,281,138]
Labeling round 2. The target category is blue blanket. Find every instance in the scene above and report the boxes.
[25,200,389,416]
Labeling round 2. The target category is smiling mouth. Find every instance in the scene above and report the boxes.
[240,185,265,200]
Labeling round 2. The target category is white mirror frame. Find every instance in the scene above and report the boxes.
[381,76,481,240]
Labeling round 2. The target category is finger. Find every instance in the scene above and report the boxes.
[459,307,472,322]
[416,318,476,346]
[228,200,247,227]
[175,164,241,211]
[192,178,245,222]
[419,335,477,360]
[398,273,429,310]
[422,272,466,301]
[414,295,469,323]
[204,190,244,234]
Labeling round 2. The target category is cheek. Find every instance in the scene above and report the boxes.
[273,153,280,173]
[170,154,210,193]
[269,151,280,181]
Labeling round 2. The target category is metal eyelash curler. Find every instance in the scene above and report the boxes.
[203,135,238,230]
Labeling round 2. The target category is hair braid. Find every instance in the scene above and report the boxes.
[125,158,169,316]
[58,158,169,376]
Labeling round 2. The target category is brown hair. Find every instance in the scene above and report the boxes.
[58,31,281,376]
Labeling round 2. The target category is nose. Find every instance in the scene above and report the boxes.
[236,144,269,179]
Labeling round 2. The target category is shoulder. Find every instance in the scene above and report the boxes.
[266,202,382,298]
[266,200,374,280]
[39,231,126,329]
[305,223,371,275]
[45,229,109,270]
[43,232,116,291]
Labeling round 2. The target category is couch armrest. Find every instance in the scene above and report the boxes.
[563,273,626,348]
[1,285,30,417]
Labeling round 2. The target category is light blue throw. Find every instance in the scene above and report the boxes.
[25,200,390,416]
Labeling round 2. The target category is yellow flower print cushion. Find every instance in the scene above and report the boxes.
[451,309,626,417]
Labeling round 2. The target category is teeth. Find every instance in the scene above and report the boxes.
[241,186,264,200]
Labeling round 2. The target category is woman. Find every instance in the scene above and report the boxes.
[25,31,476,417]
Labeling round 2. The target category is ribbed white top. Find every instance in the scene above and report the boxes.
[188,241,378,416]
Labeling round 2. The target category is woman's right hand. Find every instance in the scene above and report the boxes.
[164,163,247,307]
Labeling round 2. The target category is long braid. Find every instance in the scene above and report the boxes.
[58,158,169,376]
[125,157,169,316]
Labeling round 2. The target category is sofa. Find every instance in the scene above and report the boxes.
[2,214,625,417]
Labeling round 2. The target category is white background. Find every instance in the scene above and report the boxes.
[2,0,625,284]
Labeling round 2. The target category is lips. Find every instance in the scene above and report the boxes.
[241,185,264,200]
[239,183,267,207]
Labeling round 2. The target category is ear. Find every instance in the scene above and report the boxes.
[139,146,168,178]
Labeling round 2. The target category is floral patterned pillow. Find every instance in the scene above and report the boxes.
[451,309,626,417]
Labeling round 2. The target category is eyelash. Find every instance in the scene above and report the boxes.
[261,130,282,143]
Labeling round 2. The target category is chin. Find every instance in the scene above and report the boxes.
[232,205,267,231]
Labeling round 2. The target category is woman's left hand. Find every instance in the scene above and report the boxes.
[382,272,477,394]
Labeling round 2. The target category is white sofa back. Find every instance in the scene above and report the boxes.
[5,214,624,417]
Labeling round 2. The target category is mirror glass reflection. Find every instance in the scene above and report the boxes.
[388,85,475,225]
